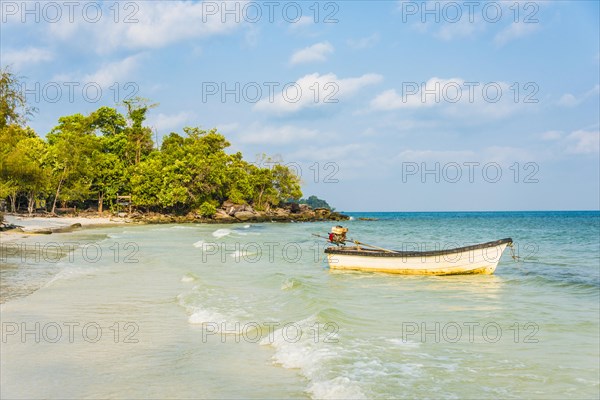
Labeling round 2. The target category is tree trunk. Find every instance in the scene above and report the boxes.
[27,191,35,216]
[9,191,17,213]
[257,188,264,210]
[51,178,63,214]
[98,192,104,215]
[51,168,66,215]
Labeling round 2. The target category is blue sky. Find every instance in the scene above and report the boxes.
[1,1,599,211]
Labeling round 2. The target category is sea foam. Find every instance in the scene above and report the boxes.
[260,315,366,399]
[212,228,232,238]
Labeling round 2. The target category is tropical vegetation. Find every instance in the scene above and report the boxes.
[0,67,303,216]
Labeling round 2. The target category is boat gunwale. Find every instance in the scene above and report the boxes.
[324,238,513,258]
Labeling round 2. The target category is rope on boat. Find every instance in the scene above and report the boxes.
[508,242,522,262]
[352,240,399,253]
[311,234,399,253]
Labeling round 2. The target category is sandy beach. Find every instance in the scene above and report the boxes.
[1,214,130,242]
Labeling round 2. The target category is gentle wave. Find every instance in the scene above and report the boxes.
[513,265,600,293]
[212,228,233,238]
[180,273,198,283]
[260,315,365,399]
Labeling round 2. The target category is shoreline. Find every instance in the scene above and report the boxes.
[0,209,349,240]
[0,215,131,242]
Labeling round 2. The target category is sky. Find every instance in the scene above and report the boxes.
[1,0,599,211]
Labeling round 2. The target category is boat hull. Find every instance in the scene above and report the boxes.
[325,238,512,275]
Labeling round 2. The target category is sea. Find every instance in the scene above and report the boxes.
[1,211,599,399]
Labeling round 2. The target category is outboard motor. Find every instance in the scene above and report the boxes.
[328,226,348,246]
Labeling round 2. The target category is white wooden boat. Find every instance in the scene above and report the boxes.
[324,238,513,275]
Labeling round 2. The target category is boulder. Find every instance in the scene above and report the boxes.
[274,208,290,217]
[214,210,235,221]
[234,211,255,221]
[222,200,236,209]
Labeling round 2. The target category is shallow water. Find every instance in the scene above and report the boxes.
[1,212,598,399]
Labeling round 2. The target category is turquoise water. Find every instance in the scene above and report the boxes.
[1,212,599,398]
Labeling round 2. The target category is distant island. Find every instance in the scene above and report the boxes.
[0,67,347,225]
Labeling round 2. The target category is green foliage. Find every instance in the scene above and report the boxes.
[198,201,217,217]
[296,195,333,210]
[0,70,306,215]
[0,66,37,129]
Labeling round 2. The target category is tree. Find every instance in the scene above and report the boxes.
[0,66,36,129]
[122,97,157,165]
[90,106,126,136]
[0,124,39,212]
[89,143,126,214]
[297,195,333,210]
[0,72,312,216]
[130,153,164,210]
[47,113,99,213]
[272,164,302,203]
[10,137,50,215]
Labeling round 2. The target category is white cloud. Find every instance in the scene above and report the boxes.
[371,77,465,110]
[558,85,600,107]
[565,130,600,155]
[289,16,314,30]
[149,111,194,133]
[288,143,369,161]
[395,146,535,166]
[540,130,562,141]
[239,123,319,144]
[52,54,143,91]
[47,1,244,54]
[436,18,482,41]
[82,54,142,88]
[396,149,476,162]
[289,42,334,65]
[370,77,528,119]
[347,34,380,49]
[215,122,241,134]
[2,48,53,69]
[494,22,539,46]
[254,72,382,114]
[402,1,546,45]
[482,146,536,164]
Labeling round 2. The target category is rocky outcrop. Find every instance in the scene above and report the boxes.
[86,200,350,225]
[212,201,349,223]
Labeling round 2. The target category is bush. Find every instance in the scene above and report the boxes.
[198,202,217,217]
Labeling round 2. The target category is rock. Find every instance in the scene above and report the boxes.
[20,228,53,234]
[330,212,350,221]
[222,200,235,209]
[234,211,255,221]
[314,208,331,219]
[0,223,20,232]
[296,210,316,221]
[290,203,301,213]
[214,209,235,221]
[226,205,242,216]
[51,223,82,233]
[275,208,289,216]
